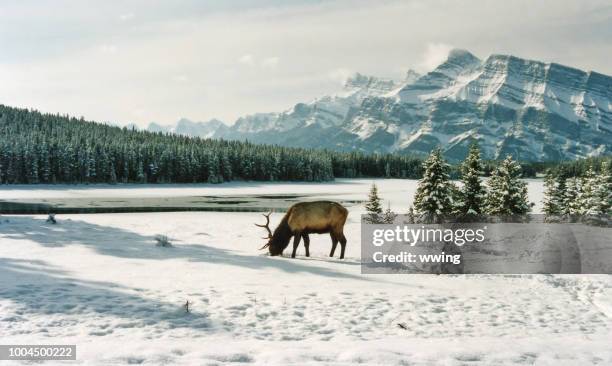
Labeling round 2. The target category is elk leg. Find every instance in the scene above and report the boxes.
[339,233,347,259]
[291,233,302,258]
[302,234,310,257]
[330,234,338,257]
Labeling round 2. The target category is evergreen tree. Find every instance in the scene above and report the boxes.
[365,183,383,223]
[592,161,612,216]
[562,177,582,217]
[382,201,397,224]
[542,169,563,217]
[456,143,486,218]
[485,155,531,216]
[405,206,416,224]
[579,166,598,215]
[413,148,455,222]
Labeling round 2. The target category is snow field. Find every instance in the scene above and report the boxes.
[1,179,611,365]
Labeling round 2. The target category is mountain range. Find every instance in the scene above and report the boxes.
[146,49,611,162]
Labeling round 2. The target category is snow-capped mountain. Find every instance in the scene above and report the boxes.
[147,118,228,138]
[223,72,416,135]
[151,50,611,161]
[350,49,611,161]
[211,71,422,150]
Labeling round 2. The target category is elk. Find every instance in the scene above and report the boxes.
[256,201,349,259]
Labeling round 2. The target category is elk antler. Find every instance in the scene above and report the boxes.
[255,211,273,249]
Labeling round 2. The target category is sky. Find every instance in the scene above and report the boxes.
[0,0,610,127]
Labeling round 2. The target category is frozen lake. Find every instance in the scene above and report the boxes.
[0,178,546,214]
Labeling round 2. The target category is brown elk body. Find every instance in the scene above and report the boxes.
[257,201,349,259]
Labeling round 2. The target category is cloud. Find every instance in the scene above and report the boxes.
[261,56,279,68]
[238,54,254,65]
[418,43,454,72]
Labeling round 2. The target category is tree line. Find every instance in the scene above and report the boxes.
[366,145,533,223]
[481,157,611,179]
[366,145,611,224]
[0,105,423,184]
[542,161,611,220]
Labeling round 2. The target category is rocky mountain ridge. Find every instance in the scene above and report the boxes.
[147,49,611,161]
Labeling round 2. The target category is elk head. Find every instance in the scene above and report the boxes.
[255,210,291,256]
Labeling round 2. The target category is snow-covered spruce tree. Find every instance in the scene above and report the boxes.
[542,169,564,218]
[562,177,582,218]
[382,201,397,224]
[456,143,486,219]
[579,166,598,216]
[485,155,531,217]
[413,148,455,223]
[405,206,416,224]
[592,161,612,216]
[365,183,383,223]
[579,163,611,218]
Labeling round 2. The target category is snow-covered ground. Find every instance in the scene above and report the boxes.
[1,179,611,365]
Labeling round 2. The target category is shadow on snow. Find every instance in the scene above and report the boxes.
[0,258,211,334]
[0,216,369,281]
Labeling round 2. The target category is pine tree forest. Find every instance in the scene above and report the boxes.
[0,105,424,184]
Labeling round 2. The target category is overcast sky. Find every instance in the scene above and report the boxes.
[1,0,610,127]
